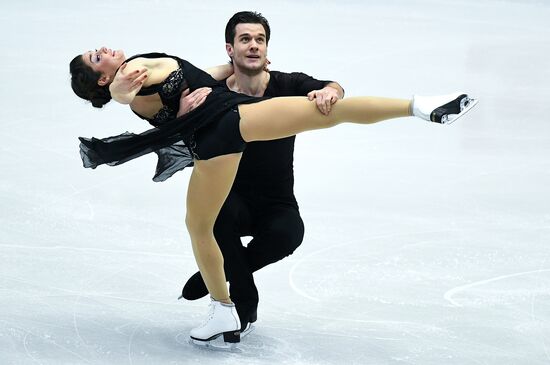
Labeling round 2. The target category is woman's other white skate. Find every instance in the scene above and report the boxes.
[189,299,241,351]
[412,93,479,124]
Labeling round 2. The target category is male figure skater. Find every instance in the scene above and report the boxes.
[180,11,344,333]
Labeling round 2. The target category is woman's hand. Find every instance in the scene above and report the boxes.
[109,63,148,104]
[177,87,212,117]
[263,58,271,72]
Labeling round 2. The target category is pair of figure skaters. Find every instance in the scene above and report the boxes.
[70,11,477,348]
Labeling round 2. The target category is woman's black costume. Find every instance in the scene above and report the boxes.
[79,53,266,181]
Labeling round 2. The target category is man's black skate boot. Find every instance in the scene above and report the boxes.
[236,303,258,337]
[180,271,208,300]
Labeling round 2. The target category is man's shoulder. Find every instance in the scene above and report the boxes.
[269,70,310,80]
[266,70,327,97]
[269,70,292,76]
[267,70,312,87]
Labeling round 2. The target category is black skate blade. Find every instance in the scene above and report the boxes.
[189,332,241,352]
[190,329,240,343]
[189,339,241,352]
[442,97,478,124]
[430,94,467,123]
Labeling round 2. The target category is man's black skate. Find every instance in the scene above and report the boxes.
[237,305,257,335]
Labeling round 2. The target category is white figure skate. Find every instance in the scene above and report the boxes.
[412,93,478,124]
[189,299,241,350]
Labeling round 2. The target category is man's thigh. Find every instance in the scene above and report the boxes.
[214,191,254,240]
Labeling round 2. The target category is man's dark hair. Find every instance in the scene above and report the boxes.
[225,11,271,45]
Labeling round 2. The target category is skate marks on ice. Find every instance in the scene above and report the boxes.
[288,227,550,307]
[444,269,550,307]
[283,227,550,364]
[174,328,304,362]
[443,268,550,365]
[288,229,463,302]
[0,243,194,364]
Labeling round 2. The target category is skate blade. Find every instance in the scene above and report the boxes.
[441,97,479,124]
[189,337,241,352]
[241,323,255,338]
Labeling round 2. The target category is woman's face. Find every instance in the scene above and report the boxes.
[82,47,125,86]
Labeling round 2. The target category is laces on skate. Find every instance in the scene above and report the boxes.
[189,299,241,351]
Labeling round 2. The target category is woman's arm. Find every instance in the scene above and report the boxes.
[109,62,150,104]
[204,63,234,81]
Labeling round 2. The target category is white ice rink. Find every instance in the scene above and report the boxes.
[1,0,549,364]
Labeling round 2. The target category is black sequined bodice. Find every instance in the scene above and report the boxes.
[124,53,190,127]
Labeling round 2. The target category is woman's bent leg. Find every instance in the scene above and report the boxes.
[238,96,411,142]
[185,153,242,302]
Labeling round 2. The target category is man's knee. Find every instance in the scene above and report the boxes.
[277,225,304,256]
[259,215,305,257]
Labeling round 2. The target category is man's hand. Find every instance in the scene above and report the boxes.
[177,87,212,117]
[109,63,148,98]
[307,86,341,115]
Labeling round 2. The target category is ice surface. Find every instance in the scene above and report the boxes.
[1,0,549,364]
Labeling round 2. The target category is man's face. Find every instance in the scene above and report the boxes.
[226,23,268,75]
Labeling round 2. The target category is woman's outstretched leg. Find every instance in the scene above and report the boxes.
[238,96,411,142]
[238,93,477,142]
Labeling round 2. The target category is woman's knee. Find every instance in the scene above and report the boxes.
[318,114,341,129]
[185,214,215,239]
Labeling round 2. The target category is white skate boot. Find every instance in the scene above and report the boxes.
[189,298,241,350]
[412,93,478,124]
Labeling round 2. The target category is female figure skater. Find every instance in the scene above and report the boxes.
[70,46,477,347]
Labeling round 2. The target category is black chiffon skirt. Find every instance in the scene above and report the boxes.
[78,88,264,182]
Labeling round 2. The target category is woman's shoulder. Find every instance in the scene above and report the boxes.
[122,54,180,86]
[126,54,178,69]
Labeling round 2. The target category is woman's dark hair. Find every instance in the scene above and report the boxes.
[70,55,112,108]
[225,11,271,45]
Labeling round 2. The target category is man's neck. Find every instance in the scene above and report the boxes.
[226,69,270,97]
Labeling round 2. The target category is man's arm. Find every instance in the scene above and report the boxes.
[177,87,212,117]
[110,62,230,106]
[307,81,345,115]
[177,63,236,116]
[282,72,345,115]
[204,64,234,81]
[325,82,345,99]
